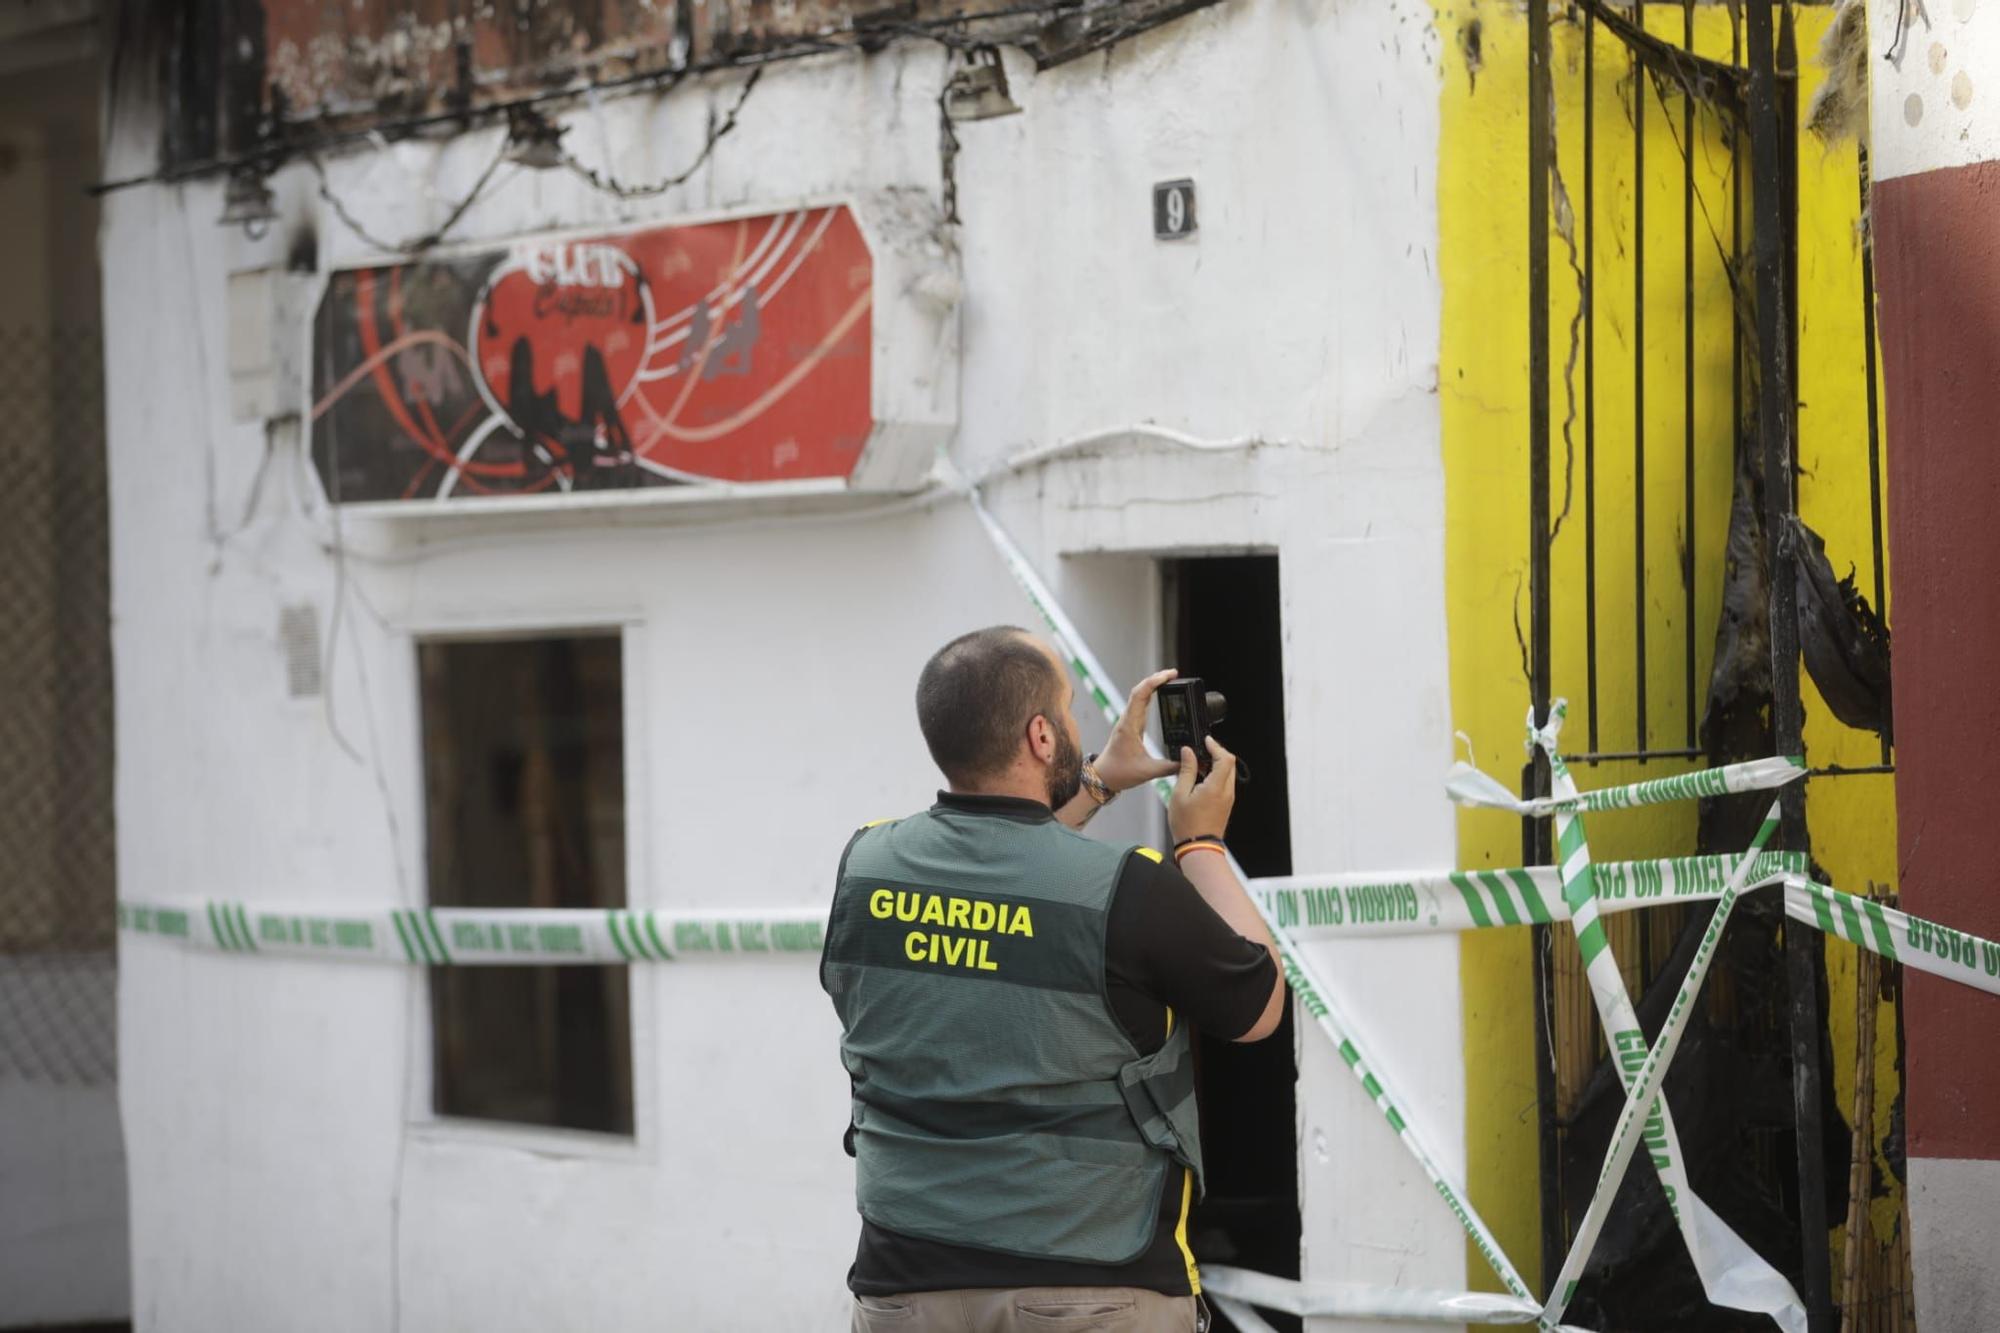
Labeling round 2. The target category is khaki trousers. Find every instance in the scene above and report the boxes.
[850,1287,1200,1333]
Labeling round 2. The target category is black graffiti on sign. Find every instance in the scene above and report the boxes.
[679,285,763,381]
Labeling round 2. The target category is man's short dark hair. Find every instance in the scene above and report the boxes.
[916,626,1064,786]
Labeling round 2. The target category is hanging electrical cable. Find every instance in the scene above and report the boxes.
[307,140,510,256]
[556,67,764,200]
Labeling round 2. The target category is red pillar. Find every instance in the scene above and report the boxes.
[1868,6,2000,1325]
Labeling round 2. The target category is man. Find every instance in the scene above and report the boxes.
[821,626,1288,1332]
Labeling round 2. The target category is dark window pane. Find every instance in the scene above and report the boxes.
[420,635,632,1136]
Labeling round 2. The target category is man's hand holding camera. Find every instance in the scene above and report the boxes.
[1088,668,1184,796]
[1059,669,1180,829]
[1169,736,1237,844]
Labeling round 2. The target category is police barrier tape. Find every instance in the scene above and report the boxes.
[1270,867,2000,1001]
[109,483,2000,1327]
[962,491,2000,1330]
[968,489,1541,1305]
[1207,1296,1283,1333]
[1528,707,1806,1333]
[1445,753,1807,815]
[114,884,1995,1332]
[116,900,826,963]
[1201,1264,1575,1327]
[1539,800,1782,1328]
[1204,1291,1588,1333]
[1785,876,2000,997]
[1256,851,1809,939]
[117,872,2000,1000]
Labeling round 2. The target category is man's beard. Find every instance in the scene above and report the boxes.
[1046,723,1084,809]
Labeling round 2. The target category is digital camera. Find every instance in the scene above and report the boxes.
[1156,678,1230,781]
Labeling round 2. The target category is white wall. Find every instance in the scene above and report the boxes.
[1867,0,2000,185]
[1908,1157,2000,1333]
[1865,2,2000,1327]
[107,0,1458,1328]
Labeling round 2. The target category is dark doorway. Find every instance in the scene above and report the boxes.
[1162,555,1299,1332]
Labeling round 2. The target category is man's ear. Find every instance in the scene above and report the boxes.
[1026,714,1055,763]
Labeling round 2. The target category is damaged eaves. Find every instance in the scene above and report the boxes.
[262,1,701,126]
[1020,0,1224,68]
[100,0,1224,191]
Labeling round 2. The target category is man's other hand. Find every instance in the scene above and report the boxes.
[1169,737,1238,843]
[1092,667,1182,794]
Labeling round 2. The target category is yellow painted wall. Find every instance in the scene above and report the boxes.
[1436,0,1899,1294]
[1792,15,1904,1264]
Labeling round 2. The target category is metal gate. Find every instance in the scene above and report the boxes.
[1520,4,1904,1328]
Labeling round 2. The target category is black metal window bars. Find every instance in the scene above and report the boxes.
[1523,5,1895,1329]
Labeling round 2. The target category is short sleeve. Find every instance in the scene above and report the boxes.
[1104,848,1279,1045]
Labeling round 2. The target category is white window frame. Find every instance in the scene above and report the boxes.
[393,610,656,1163]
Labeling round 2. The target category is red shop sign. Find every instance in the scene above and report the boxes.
[309,205,873,504]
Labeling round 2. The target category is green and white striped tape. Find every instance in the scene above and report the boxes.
[966,491,1177,806]
[1784,877,2000,997]
[118,873,1994,1002]
[1257,851,1807,940]
[971,490,1537,1303]
[969,494,2000,1326]
[1531,705,1805,1333]
[112,488,2000,1333]
[1259,858,2000,999]
[1541,798,1786,1330]
[1445,752,1806,817]
[117,901,826,963]
[1201,1264,1587,1327]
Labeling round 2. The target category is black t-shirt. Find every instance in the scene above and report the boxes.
[840,791,1280,1296]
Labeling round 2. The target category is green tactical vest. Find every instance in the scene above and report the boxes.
[820,803,1205,1266]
